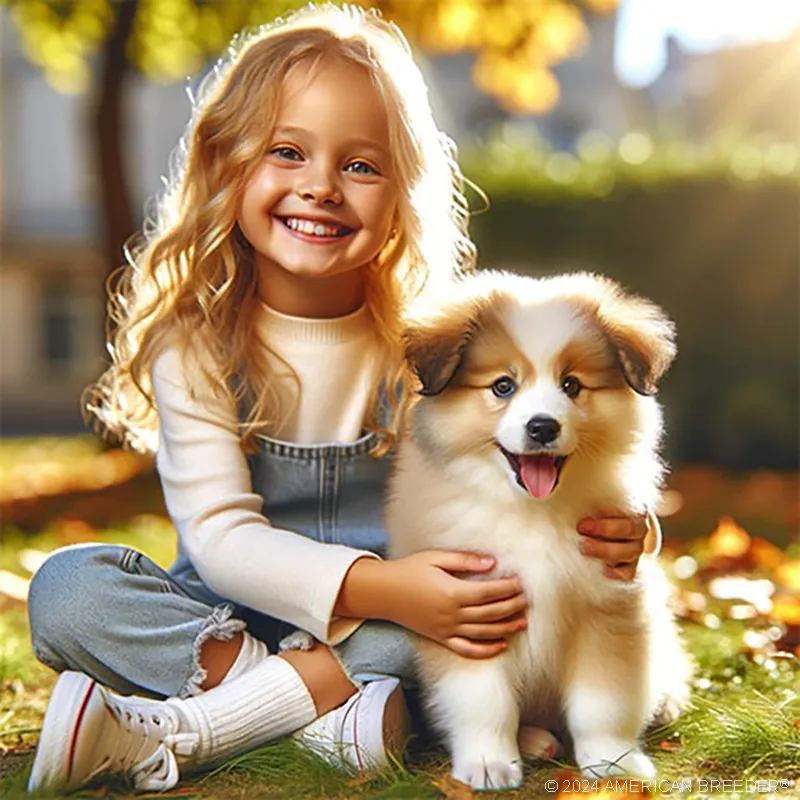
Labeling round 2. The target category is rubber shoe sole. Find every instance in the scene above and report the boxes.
[381,679,411,767]
[28,671,102,793]
[355,677,411,773]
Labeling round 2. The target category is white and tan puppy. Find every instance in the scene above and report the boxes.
[387,271,692,791]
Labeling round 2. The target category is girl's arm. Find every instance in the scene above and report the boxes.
[334,552,529,660]
[153,347,379,646]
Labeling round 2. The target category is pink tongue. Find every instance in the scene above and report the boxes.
[519,455,558,498]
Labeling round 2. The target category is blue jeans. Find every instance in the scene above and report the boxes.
[28,430,418,699]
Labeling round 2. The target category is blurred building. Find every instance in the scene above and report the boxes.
[0,14,191,434]
[627,27,800,142]
[429,11,627,150]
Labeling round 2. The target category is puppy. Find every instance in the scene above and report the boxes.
[387,271,692,791]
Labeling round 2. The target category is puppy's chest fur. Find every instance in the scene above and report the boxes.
[388,444,645,718]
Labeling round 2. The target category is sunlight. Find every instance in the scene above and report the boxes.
[676,0,800,48]
[617,0,800,85]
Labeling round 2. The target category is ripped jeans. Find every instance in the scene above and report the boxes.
[27,543,418,699]
[28,430,418,700]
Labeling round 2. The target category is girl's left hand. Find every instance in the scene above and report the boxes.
[576,512,648,581]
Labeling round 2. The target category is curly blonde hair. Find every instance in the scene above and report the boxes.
[85,3,475,454]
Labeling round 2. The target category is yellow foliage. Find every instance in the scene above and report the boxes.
[8,0,620,113]
[10,0,111,93]
[377,0,615,113]
[431,0,483,51]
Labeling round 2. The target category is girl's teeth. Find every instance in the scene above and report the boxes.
[285,218,342,237]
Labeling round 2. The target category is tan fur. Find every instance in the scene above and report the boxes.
[388,272,691,790]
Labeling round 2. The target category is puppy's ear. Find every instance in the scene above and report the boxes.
[597,287,676,396]
[404,306,479,397]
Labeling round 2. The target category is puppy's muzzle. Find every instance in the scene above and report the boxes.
[526,415,561,446]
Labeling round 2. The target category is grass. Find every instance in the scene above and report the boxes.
[1,525,797,799]
[0,437,798,798]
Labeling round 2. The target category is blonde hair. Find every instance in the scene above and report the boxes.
[85,3,476,454]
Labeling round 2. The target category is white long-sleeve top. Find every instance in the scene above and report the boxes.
[152,302,386,645]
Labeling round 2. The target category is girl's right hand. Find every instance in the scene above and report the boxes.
[382,550,529,659]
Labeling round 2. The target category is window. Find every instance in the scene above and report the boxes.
[39,272,96,374]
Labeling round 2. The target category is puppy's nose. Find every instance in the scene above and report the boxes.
[526,415,561,445]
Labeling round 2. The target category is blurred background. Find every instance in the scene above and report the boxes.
[0,0,798,549]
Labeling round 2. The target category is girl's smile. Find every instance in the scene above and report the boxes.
[278,214,356,240]
[237,57,398,317]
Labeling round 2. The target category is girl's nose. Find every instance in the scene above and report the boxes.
[298,186,342,205]
[297,167,342,206]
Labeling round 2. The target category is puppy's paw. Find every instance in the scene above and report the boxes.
[518,726,561,760]
[452,758,523,791]
[279,630,315,652]
[576,740,655,779]
[649,694,684,727]
[649,676,692,727]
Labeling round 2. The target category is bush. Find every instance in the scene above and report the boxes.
[463,158,799,470]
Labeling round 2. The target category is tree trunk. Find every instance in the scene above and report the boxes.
[93,0,140,314]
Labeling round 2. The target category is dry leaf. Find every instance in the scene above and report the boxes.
[708,516,750,558]
[432,772,476,799]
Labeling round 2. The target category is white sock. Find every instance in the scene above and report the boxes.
[220,632,270,685]
[173,655,318,767]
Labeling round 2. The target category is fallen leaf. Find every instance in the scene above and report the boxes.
[708,516,750,558]
[748,538,786,571]
[432,773,475,799]
[771,596,800,626]
[775,561,800,591]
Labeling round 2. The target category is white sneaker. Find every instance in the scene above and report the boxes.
[29,657,319,794]
[28,671,199,793]
[294,677,410,774]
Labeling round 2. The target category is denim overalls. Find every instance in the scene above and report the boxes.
[28,426,418,700]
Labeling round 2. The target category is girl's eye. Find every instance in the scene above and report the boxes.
[345,160,377,176]
[491,376,517,398]
[561,375,583,399]
[270,146,303,161]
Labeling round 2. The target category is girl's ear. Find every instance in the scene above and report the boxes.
[403,300,482,397]
[595,290,676,396]
[388,209,401,242]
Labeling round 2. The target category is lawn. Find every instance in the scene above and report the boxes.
[0,439,798,799]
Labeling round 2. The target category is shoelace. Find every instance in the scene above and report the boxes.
[130,733,200,791]
[103,699,199,791]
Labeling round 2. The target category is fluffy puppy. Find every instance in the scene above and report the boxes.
[386,271,692,791]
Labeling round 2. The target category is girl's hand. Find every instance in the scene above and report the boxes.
[577,511,649,581]
[337,554,527,658]
[376,551,528,659]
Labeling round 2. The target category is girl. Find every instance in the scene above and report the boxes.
[26,4,658,794]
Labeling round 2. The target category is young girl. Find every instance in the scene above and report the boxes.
[27,4,658,793]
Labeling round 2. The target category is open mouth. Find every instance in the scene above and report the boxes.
[279,216,355,239]
[497,444,568,499]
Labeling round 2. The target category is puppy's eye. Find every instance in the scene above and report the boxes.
[561,375,582,399]
[491,376,517,398]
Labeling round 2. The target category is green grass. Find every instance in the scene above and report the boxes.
[1,521,798,798]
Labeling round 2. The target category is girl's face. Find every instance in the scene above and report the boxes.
[237,57,399,317]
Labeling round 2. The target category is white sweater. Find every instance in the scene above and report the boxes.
[152,303,386,645]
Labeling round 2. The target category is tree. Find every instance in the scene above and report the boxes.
[4,0,618,285]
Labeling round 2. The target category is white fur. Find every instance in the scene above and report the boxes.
[388,275,691,790]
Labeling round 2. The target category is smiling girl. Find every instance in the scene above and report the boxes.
[26,4,657,794]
